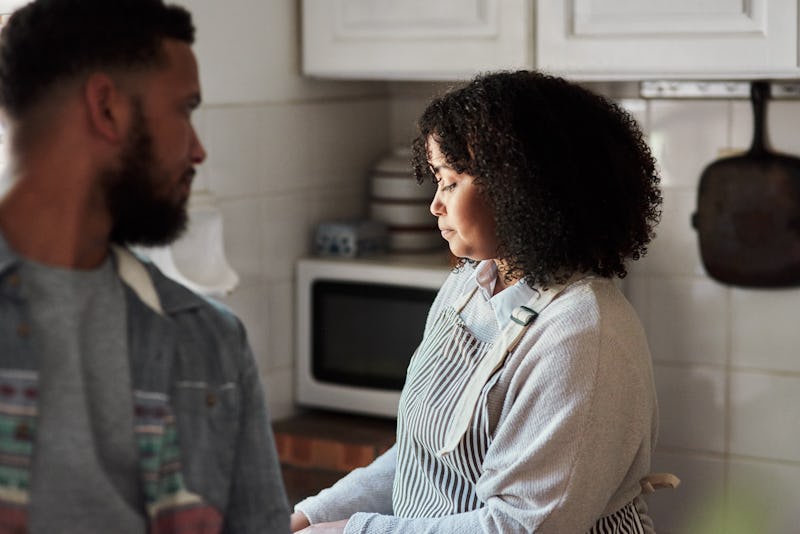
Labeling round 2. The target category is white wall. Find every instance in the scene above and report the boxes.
[183,0,392,420]
[626,96,800,534]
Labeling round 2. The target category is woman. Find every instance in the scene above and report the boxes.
[292,70,664,533]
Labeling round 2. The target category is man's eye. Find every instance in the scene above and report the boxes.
[443,182,456,191]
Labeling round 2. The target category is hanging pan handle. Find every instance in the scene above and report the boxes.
[748,81,770,158]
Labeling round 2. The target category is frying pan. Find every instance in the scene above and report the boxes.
[692,81,800,287]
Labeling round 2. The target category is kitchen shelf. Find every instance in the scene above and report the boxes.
[640,81,800,99]
[273,410,396,504]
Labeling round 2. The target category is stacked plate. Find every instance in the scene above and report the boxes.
[369,147,443,252]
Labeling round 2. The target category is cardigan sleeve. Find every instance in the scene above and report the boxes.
[342,281,657,534]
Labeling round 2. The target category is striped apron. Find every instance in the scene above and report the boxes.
[392,281,646,532]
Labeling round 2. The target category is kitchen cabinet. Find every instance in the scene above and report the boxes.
[303,0,800,81]
[0,1,27,14]
[537,0,800,80]
[301,0,534,80]
[0,0,27,24]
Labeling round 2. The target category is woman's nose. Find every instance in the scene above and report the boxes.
[430,190,444,216]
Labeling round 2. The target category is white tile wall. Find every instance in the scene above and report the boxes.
[387,81,454,145]
[617,93,800,531]
[216,196,264,283]
[730,287,800,373]
[204,99,389,421]
[648,451,726,534]
[635,187,704,277]
[727,458,800,533]
[763,100,800,155]
[729,371,800,463]
[652,364,727,453]
[646,277,728,365]
[183,1,393,423]
[184,0,386,105]
[263,367,295,422]
[647,100,729,189]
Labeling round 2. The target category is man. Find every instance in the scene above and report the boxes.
[0,0,289,532]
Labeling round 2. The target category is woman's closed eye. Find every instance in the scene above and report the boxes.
[436,177,457,192]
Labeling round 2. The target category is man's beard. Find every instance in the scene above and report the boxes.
[106,102,189,247]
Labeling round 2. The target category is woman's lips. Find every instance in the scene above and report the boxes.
[440,229,454,238]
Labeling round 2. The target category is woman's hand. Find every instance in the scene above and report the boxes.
[290,511,310,532]
[295,519,349,533]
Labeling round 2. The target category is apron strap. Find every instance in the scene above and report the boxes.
[453,285,479,314]
[640,472,680,494]
[437,279,573,456]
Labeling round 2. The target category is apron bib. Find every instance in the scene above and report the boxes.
[393,281,566,518]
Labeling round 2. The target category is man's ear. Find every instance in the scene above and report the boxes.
[84,73,129,143]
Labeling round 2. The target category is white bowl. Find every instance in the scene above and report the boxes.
[372,175,435,201]
[374,146,413,175]
[370,201,434,227]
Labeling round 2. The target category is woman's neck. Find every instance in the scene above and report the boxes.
[492,259,519,296]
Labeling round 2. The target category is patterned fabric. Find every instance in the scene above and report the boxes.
[587,501,645,534]
[0,370,37,533]
[0,374,225,534]
[394,305,494,517]
[133,391,223,533]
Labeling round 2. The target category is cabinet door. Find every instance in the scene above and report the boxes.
[537,0,799,79]
[302,0,533,80]
[0,1,27,13]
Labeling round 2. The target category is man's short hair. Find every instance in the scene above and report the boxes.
[0,0,195,120]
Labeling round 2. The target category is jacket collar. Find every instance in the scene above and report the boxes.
[115,246,207,315]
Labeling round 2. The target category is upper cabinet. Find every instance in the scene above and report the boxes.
[302,0,800,81]
[537,0,800,80]
[301,0,534,80]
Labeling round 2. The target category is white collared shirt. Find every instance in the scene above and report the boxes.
[472,260,537,331]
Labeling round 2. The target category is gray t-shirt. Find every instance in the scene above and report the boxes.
[23,256,146,534]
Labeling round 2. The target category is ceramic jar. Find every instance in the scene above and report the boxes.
[368,147,443,252]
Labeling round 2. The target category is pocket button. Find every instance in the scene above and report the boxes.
[16,323,30,338]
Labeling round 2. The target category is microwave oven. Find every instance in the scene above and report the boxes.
[295,253,452,418]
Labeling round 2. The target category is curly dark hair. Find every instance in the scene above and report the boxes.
[0,0,194,120]
[412,70,662,287]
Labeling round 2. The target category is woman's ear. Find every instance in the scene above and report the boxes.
[83,72,129,143]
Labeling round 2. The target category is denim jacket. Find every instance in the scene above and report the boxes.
[0,239,290,533]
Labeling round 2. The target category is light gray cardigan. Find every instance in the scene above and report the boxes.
[296,263,658,533]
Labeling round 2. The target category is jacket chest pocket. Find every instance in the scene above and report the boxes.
[133,382,241,519]
[172,382,241,509]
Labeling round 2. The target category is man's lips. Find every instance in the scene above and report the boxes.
[177,168,195,197]
[181,168,196,187]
